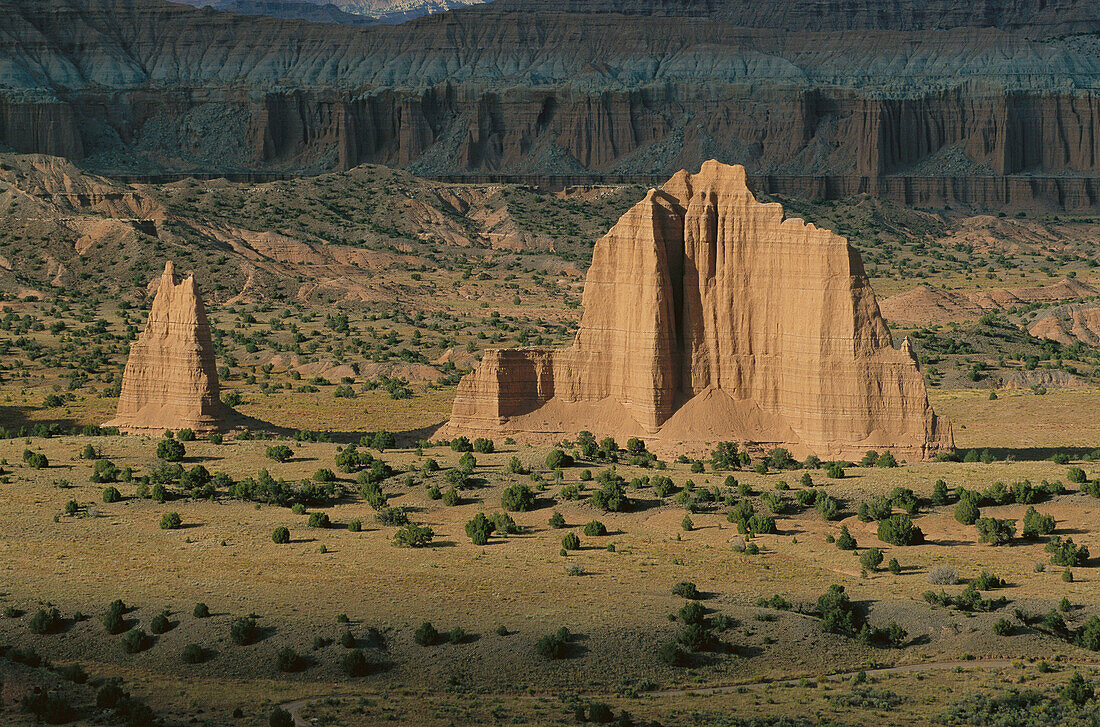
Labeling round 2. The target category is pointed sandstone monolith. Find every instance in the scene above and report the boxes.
[442,161,952,460]
[107,262,223,433]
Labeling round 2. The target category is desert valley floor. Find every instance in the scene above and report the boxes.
[1,153,1100,725]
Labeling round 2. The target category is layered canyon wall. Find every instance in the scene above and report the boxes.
[1,0,1099,208]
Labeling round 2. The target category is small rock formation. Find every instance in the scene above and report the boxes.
[107,262,223,433]
[1028,302,1100,347]
[442,161,953,459]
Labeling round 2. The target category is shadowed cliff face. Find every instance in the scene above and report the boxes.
[1,0,1100,208]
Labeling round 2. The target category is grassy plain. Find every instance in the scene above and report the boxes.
[1,154,1100,724]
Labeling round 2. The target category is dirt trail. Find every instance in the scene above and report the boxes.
[279,696,318,727]
[277,658,1100,722]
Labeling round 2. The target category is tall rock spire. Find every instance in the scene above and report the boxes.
[442,161,953,460]
[106,262,223,433]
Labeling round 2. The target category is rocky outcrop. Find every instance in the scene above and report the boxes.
[443,161,953,459]
[1028,303,1100,347]
[881,278,1098,326]
[107,262,223,433]
[1,0,1100,209]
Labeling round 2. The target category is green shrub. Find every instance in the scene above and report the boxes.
[973,570,1004,590]
[1067,467,1087,484]
[590,470,630,512]
[860,548,884,572]
[193,603,210,618]
[877,514,923,546]
[414,621,438,646]
[992,618,1014,636]
[954,494,981,525]
[652,476,675,497]
[307,511,331,528]
[120,628,146,653]
[29,607,63,635]
[24,451,49,469]
[875,451,898,468]
[472,438,494,454]
[376,507,408,526]
[836,525,857,550]
[103,600,127,634]
[342,649,370,676]
[265,445,293,462]
[272,526,290,544]
[1047,537,1089,567]
[817,584,863,635]
[393,523,434,547]
[545,449,573,470]
[156,439,185,462]
[548,511,566,528]
[347,519,362,532]
[584,520,607,536]
[678,622,717,652]
[1063,671,1095,705]
[535,627,571,659]
[501,483,536,511]
[91,459,120,483]
[976,517,1015,546]
[672,581,699,599]
[1076,616,1100,651]
[859,496,893,521]
[465,513,494,545]
[149,611,171,634]
[270,707,293,727]
[679,600,707,625]
[102,486,122,503]
[488,512,518,534]
[276,647,304,672]
[931,479,950,505]
[815,494,840,520]
[181,644,205,663]
[826,462,845,479]
[230,616,260,646]
[562,532,581,550]
[160,512,182,530]
[658,640,688,666]
[442,487,460,506]
[1021,507,1056,538]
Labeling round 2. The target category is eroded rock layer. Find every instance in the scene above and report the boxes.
[107,262,223,433]
[2,0,1100,209]
[443,161,953,459]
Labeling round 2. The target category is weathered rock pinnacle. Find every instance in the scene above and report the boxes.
[107,262,223,433]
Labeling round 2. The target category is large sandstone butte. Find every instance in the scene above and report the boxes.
[443,161,953,460]
[107,262,223,433]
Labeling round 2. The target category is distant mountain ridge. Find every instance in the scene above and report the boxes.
[487,0,1100,35]
[200,0,373,24]
[170,0,488,23]
[1,0,1099,210]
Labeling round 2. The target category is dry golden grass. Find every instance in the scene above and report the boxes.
[1,429,1099,725]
